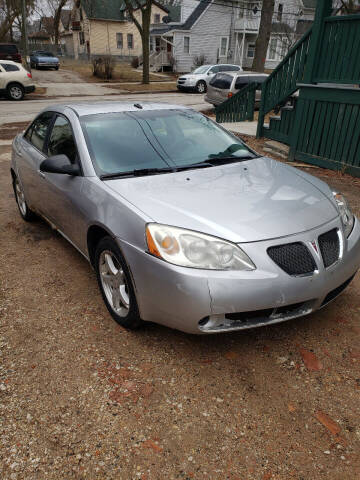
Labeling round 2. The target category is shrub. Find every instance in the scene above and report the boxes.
[192,54,207,68]
[131,56,139,69]
[91,55,115,80]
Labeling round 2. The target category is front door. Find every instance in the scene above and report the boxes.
[16,111,55,212]
[40,114,87,251]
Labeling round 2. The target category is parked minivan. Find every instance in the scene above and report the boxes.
[0,44,22,63]
[205,72,268,107]
[177,64,242,94]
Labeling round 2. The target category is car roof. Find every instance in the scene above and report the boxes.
[48,102,190,117]
[0,59,17,64]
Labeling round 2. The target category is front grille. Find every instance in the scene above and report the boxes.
[318,229,340,268]
[267,242,316,276]
[321,273,356,306]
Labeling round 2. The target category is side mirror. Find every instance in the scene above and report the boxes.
[40,154,80,176]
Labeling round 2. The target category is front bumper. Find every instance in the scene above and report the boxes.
[177,78,196,89]
[118,217,360,334]
[36,63,59,67]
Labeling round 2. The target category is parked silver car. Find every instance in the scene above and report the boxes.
[205,72,268,107]
[177,64,242,94]
[11,102,360,334]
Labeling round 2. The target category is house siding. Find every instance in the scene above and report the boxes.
[73,4,167,58]
[174,1,235,72]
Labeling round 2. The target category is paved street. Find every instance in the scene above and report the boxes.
[0,92,210,125]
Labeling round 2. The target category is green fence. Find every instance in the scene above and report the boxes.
[289,85,360,176]
[215,82,256,123]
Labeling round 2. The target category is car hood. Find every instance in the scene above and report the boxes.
[106,157,338,243]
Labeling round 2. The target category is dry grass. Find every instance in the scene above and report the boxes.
[105,82,177,92]
[60,58,171,83]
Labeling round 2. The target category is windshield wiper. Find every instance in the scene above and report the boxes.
[100,163,214,180]
[204,155,256,165]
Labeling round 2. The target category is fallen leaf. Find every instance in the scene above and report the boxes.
[225,351,239,360]
[288,404,296,413]
[299,348,323,371]
[142,439,163,453]
[315,411,341,436]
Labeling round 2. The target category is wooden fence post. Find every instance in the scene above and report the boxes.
[303,0,332,83]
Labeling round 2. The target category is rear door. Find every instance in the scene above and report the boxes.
[0,63,5,90]
[208,73,233,104]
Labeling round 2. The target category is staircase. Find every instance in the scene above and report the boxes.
[257,28,313,143]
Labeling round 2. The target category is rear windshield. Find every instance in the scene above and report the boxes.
[209,74,233,89]
[0,44,18,54]
[81,110,256,175]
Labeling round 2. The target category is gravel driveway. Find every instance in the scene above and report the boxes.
[30,68,84,84]
[0,124,360,480]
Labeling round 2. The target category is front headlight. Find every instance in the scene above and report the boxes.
[333,193,354,237]
[146,224,255,271]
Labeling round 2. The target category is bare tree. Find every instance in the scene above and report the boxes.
[339,0,360,13]
[0,0,35,41]
[53,0,68,45]
[252,0,275,72]
[122,0,152,84]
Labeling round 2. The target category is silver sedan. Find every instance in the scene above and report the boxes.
[11,102,360,334]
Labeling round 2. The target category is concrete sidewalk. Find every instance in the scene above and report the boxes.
[219,121,258,136]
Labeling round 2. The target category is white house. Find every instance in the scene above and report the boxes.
[150,0,317,72]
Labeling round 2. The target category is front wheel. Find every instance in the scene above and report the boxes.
[13,176,35,221]
[7,83,24,101]
[55,66,59,70]
[95,237,142,330]
[195,80,207,94]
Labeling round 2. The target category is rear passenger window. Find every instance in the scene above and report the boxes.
[209,73,233,89]
[221,65,240,72]
[24,112,54,152]
[235,77,249,90]
[0,63,19,72]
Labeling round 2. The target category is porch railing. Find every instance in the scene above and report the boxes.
[215,82,257,123]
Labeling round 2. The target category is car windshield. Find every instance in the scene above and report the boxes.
[81,110,257,176]
[192,65,210,74]
[37,52,53,57]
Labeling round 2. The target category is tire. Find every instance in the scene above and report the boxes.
[95,237,142,330]
[7,83,25,101]
[195,80,207,94]
[55,66,59,71]
[13,175,35,221]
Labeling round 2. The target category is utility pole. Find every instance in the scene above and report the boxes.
[21,0,31,72]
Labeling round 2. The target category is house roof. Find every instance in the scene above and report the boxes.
[80,0,168,21]
[302,0,317,9]
[150,0,210,35]
[28,16,54,39]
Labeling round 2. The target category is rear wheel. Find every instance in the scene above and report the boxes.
[7,83,24,101]
[95,237,142,330]
[195,80,207,94]
[55,66,59,70]
[13,176,35,221]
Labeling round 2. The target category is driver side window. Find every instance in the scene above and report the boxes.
[209,66,220,74]
[47,115,78,164]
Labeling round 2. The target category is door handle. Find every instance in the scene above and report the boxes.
[38,170,45,179]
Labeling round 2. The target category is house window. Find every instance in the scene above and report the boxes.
[79,31,85,45]
[154,13,161,24]
[268,37,277,60]
[116,33,123,49]
[127,33,134,49]
[277,3,283,22]
[220,37,228,57]
[184,36,190,54]
[247,42,255,58]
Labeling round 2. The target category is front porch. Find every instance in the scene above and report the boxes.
[149,34,174,72]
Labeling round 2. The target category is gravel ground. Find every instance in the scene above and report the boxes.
[0,124,360,480]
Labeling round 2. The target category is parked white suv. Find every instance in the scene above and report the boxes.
[0,60,35,100]
[177,64,242,94]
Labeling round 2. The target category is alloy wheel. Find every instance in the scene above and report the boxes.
[9,85,23,100]
[15,178,27,216]
[99,250,130,317]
